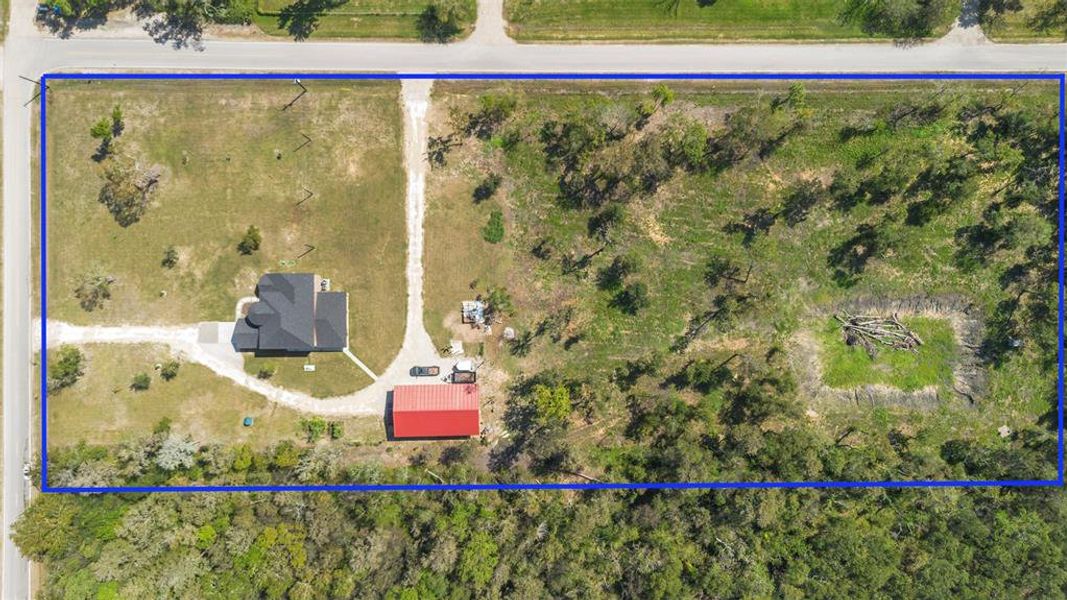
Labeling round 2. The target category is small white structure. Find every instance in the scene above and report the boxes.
[462,301,486,325]
[449,340,465,356]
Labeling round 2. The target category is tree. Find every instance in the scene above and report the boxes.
[90,118,114,151]
[612,281,650,315]
[417,0,471,43]
[161,246,179,269]
[473,173,502,203]
[532,384,571,426]
[159,361,180,381]
[110,105,125,136]
[74,273,114,312]
[482,210,505,244]
[841,0,954,39]
[301,417,327,443]
[98,158,160,227]
[130,372,151,391]
[155,435,197,470]
[597,254,638,291]
[237,225,261,255]
[47,346,85,392]
[327,421,344,440]
[484,287,513,320]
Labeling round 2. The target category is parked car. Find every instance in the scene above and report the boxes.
[411,366,440,377]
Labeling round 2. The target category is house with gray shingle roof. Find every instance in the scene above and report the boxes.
[231,273,348,354]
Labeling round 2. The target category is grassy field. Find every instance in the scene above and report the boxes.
[44,80,406,374]
[503,0,955,41]
[980,0,1067,41]
[818,317,957,392]
[424,80,1059,479]
[43,344,374,448]
[243,352,372,397]
[251,0,475,40]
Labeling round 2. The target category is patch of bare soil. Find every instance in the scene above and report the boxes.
[790,295,986,411]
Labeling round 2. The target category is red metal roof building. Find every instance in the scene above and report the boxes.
[391,384,480,439]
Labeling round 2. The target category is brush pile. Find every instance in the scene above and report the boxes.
[835,312,923,359]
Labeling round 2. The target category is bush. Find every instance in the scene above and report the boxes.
[47,346,85,392]
[482,210,505,244]
[160,360,181,381]
[237,225,261,255]
[473,174,502,203]
[131,372,152,391]
[74,273,114,312]
[328,421,344,440]
[301,417,327,442]
[256,364,277,379]
[161,246,179,269]
[613,281,650,315]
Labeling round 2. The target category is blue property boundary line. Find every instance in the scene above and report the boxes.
[38,72,1066,494]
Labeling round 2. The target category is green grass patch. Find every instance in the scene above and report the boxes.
[980,0,1067,42]
[43,344,360,449]
[504,0,955,42]
[818,317,957,392]
[243,352,372,398]
[252,0,475,40]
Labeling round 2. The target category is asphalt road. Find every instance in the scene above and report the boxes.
[2,1,1065,597]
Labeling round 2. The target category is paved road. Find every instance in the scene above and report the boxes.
[2,0,1065,597]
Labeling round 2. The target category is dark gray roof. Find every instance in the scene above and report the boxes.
[231,273,348,354]
[314,292,348,351]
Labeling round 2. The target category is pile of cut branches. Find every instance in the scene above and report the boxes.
[835,312,923,359]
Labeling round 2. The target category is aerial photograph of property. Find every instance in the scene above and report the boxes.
[37,76,1060,493]
[0,0,1064,597]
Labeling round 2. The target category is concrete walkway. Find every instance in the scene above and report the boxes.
[37,81,452,418]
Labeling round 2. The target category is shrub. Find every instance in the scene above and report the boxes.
[160,360,180,381]
[482,210,505,244]
[613,281,650,315]
[328,421,344,440]
[473,174,502,203]
[74,273,114,312]
[237,225,261,255]
[256,364,277,379]
[161,246,179,269]
[131,372,151,391]
[47,346,85,392]
[301,417,327,442]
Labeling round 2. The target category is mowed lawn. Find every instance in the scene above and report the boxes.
[243,352,373,398]
[818,317,957,392]
[981,0,1067,41]
[252,0,475,39]
[44,344,379,448]
[44,80,407,375]
[505,0,930,41]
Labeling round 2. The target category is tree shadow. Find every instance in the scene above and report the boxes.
[277,0,346,41]
[143,12,205,49]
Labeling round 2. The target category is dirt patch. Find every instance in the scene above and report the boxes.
[791,295,986,410]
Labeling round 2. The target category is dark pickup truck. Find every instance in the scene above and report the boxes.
[410,366,441,377]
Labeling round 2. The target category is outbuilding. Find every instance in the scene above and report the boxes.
[391,384,480,439]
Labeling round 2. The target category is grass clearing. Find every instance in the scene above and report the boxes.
[818,316,957,392]
[44,80,407,374]
[251,0,475,40]
[980,0,1067,41]
[503,0,955,41]
[45,344,337,449]
[243,352,372,398]
[424,80,1059,481]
